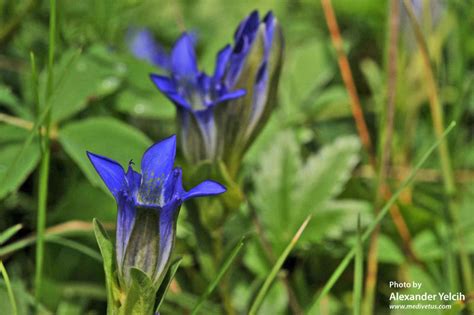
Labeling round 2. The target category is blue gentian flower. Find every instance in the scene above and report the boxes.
[148,33,247,163]
[87,135,226,288]
[129,11,283,174]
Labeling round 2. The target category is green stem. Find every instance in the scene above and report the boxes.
[34,149,50,303]
[249,215,312,315]
[34,0,56,306]
[353,216,363,315]
[0,261,18,315]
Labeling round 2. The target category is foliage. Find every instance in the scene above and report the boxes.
[0,0,473,314]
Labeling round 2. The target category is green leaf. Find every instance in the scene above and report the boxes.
[51,180,116,223]
[310,86,351,120]
[0,84,30,118]
[121,268,156,315]
[243,240,271,277]
[44,46,125,123]
[252,132,361,251]
[377,234,405,265]
[0,224,22,246]
[58,117,152,191]
[287,40,332,105]
[413,230,444,261]
[0,125,41,200]
[154,257,183,313]
[115,89,175,119]
[252,132,300,250]
[93,219,118,315]
[304,199,372,242]
[46,235,102,262]
[296,136,361,220]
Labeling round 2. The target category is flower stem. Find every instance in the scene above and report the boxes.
[34,0,56,307]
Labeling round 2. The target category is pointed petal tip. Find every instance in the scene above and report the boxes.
[86,151,125,199]
[140,135,178,187]
[149,74,191,109]
[183,180,226,201]
[172,32,198,76]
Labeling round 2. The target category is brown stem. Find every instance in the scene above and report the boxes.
[364,2,400,313]
[320,0,417,262]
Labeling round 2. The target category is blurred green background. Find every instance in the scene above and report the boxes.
[0,0,473,314]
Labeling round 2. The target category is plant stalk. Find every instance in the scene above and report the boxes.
[34,0,56,307]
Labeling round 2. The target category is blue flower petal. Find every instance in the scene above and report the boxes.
[139,135,177,204]
[262,11,276,54]
[87,152,125,199]
[125,164,141,196]
[214,45,232,80]
[150,74,191,109]
[116,195,136,274]
[128,28,171,70]
[245,62,269,138]
[234,10,259,42]
[161,167,182,204]
[215,89,246,104]
[183,180,226,200]
[194,109,217,159]
[156,197,181,278]
[171,33,199,77]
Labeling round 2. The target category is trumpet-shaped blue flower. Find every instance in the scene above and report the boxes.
[148,33,246,162]
[87,135,225,288]
[129,11,283,173]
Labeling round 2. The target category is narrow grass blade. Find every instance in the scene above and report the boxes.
[0,224,22,245]
[307,121,456,314]
[353,215,363,315]
[0,220,113,258]
[191,236,245,315]
[46,235,102,262]
[249,215,312,315]
[30,52,39,116]
[0,261,18,315]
